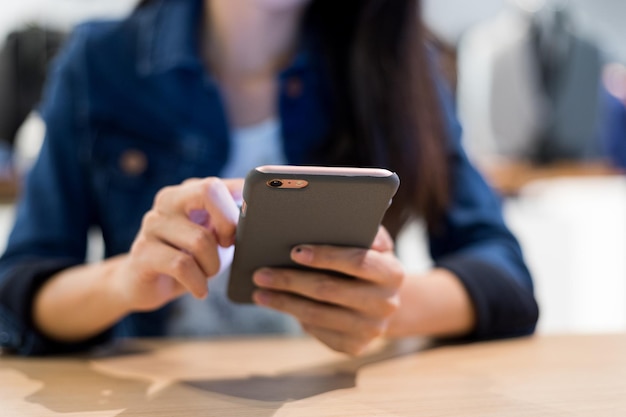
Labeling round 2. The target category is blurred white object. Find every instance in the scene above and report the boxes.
[0,0,135,42]
[505,176,626,333]
[396,219,432,275]
[14,111,45,177]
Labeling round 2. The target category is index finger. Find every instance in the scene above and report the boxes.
[290,244,405,288]
[155,177,243,247]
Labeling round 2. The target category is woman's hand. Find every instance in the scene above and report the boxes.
[112,177,243,312]
[252,226,405,355]
[33,177,243,343]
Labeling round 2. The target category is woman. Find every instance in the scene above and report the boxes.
[0,0,538,356]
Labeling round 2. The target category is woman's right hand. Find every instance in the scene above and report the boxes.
[111,177,243,312]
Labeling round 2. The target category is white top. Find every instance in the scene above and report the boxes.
[221,118,287,178]
[166,119,301,337]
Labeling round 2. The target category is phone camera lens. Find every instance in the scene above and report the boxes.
[268,180,283,188]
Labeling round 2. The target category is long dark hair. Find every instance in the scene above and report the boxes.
[137,0,449,237]
[305,0,449,236]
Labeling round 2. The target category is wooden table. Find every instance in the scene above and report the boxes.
[1,334,625,416]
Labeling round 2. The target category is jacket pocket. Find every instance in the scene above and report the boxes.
[88,130,194,253]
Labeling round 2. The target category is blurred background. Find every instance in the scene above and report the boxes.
[0,0,624,334]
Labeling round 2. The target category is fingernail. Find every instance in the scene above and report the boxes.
[292,245,313,263]
[253,290,272,306]
[253,269,274,286]
[189,209,209,225]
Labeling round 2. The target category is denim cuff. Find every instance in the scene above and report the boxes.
[436,254,539,340]
[0,258,112,355]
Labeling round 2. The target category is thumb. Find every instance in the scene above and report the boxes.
[223,178,245,203]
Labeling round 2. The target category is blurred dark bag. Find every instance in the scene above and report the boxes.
[531,8,604,163]
[0,26,66,147]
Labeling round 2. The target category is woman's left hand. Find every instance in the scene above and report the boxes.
[252,226,404,355]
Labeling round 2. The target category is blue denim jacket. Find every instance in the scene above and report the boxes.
[0,0,538,355]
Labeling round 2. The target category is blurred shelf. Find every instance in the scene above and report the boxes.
[481,159,624,196]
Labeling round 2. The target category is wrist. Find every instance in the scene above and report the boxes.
[32,256,134,343]
[102,255,134,317]
[386,269,476,338]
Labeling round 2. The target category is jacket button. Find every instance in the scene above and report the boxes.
[119,149,148,176]
[285,77,303,98]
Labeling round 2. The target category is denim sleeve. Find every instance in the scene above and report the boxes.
[600,88,626,169]
[0,26,112,355]
[428,73,539,340]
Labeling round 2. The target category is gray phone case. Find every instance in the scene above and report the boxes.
[227,166,400,303]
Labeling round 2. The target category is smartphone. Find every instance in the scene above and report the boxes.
[227,165,400,303]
